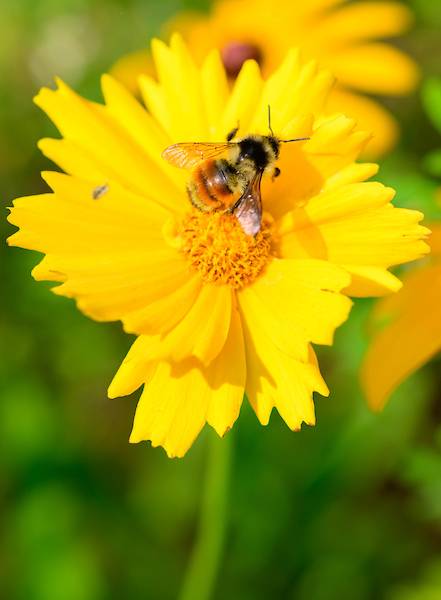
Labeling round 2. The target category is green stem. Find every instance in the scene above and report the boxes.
[178,432,233,600]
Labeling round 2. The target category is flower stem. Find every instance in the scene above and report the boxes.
[178,432,233,600]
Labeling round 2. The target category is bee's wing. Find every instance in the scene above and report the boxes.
[162,142,236,169]
[233,170,263,236]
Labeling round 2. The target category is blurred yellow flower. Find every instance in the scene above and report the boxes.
[8,36,428,457]
[111,0,419,158]
[362,220,441,411]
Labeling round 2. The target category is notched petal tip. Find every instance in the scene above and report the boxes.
[33,76,65,104]
[6,231,19,247]
[128,431,186,459]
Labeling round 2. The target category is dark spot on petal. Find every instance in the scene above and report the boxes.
[221,41,263,78]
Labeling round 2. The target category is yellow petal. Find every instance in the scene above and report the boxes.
[362,264,441,410]
[323,161,379,191]
[241,303,329,428]
[342,265,402,297]
[108,335,158,398]
[100,74,187,192]
[327,43,419,96]
[122,274,202,335]
[277,181,395,247]
[250,48,301,133]
[129,307,246,457]
[7,174,198,332]
[316,207,428,268]
[43,170,170,226]
[326,87,399,158]
[8,180,167,256]
[206,302,246,436]
[150,35,208,140]
[201,50,230,139]
[34,78,182,212]
[311,1,413,47]
[277,182,430,295]
[38,249,192,328]
[139,75,172,135]
[219,58,263,139]
[238,258,352,361]
[249,48,334,134]
[302,181,396,223]
[305,114,372,183]
[38,138,108,183]
[145,284,232,367]
[109,48,153,96]
[129,361,210,457]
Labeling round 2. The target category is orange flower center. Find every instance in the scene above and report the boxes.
[166,210,274,289]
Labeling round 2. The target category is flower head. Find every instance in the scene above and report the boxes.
[111,0,419,158]
[8,36,428,457]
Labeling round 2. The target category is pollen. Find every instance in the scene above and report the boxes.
[168,211,274,289]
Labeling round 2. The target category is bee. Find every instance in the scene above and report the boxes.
[162,109,309,236]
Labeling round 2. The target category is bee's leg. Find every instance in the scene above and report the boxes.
[272,167,281,180]
[226,123,240,141]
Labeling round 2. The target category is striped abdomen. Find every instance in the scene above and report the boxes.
[187,159,241,213]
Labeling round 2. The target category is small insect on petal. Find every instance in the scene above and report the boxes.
[92,184,109,199]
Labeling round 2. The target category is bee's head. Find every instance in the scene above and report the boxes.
[237,135,279,170]
[265,106,309,160]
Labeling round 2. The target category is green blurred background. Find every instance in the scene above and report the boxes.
[2,1,441,599]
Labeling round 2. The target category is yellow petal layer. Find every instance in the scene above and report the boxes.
[206,303,246,436]
[110,48,153,95]
[144,284,232,367]
[238,259,342,429]
[262,113,371,222]
[362,263,441,410]
[342,265,402,297]
[309,1,413,46]
[7,173,198,335]
[238,258,352,362]
[219,58,263,139]
[148,35,209,140]
[34,77,183,213]
[129,361,210,458]
[326,87,399,159]
[106,283,231,369]
[277,182,429,296]
[327,43,419,96]
[201,50,230,139]
[128,304,246,457]
[242,316,328,430]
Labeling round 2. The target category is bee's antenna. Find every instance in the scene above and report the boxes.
[280,137,310,143]
[268,105,274,137]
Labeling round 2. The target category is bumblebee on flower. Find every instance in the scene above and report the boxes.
[163,113,309,235]
[8,35,428,457]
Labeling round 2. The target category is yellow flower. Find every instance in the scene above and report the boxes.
[8,36,428,457]
[362,220,441,411]
[111,0,419,158]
